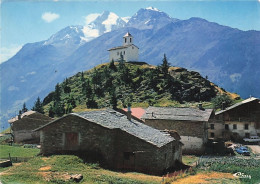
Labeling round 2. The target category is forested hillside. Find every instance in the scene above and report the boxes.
[41,57,239,117]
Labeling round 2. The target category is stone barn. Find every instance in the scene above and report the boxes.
[142,106,214,154]
[8,111,52,143]
[35,109,182,175]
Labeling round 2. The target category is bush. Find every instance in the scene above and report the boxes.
[211,95,233,110]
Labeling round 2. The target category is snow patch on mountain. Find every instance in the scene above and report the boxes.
[102,12,120,32]
[85,13,101,24]
[82,11,126,42]
[122,16,131,23]
[82,25,100,42]
[146,7,161,12]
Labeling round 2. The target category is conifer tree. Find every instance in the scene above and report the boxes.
[48,105,55,118]
[63,78,71,93]
[109,59,117,71]
[54,83,61,102]
[32,97,44,114]
[160,54,170,77]
[109,88,117,110]
[65,103,73,114]
[21,103,28,113]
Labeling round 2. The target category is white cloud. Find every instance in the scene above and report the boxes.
[42,12,60,23]
[8,86,19,91]
[0,45,22,64]
[230,73,242,83]
[26,71,36,75]
[85,13,100,24]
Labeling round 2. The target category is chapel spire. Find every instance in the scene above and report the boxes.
[123,32,133,46]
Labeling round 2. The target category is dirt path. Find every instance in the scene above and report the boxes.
[247,145,260,155]
[171,172,240,184]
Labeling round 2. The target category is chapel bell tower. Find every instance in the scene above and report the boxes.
[123,32,133,46]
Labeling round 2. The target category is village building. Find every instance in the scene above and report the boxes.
[35,109,182,175]
[209,97,260,141]
[8,111,52,143]
[108,32,139,62]
[142,106,214,154]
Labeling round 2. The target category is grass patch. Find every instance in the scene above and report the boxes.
[182,155,199,165]
[0,145,40,158]
[1,127,11,134]
[1,155,160,184]
[198,157,260,184]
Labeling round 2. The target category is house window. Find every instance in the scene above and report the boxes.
[210,124,214,130]
[233,124,237,129]
[210,132,215,138]
[245,133,250,138]
[244,124,249,130]
[130,38,132,43]
[125,38,127,43]
[225,124,229,130]
[124,51,125,55]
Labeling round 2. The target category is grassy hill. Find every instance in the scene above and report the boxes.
[41,61,239,117]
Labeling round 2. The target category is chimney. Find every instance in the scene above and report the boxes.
[127,105,132,121]
[18,110,22,120]
[221,102,226,110]
[198,103,204,110]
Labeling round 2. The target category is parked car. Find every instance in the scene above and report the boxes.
[243,136,260,144]
[235,146,250,156]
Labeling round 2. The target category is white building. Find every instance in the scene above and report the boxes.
[108,32,139,62]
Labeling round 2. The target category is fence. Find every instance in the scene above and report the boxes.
[0,155,34,163]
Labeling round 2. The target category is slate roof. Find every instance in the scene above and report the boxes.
[142,107,213,122]
[8,111,36,123]
[35,109,174,148]
[108,44,139,51]
[215,97,259,115]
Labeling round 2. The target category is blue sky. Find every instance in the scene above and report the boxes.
[1,0,260,63]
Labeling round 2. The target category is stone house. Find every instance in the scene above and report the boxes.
[35,109,182,175]
[8,111,52,143]
[209,97,260,141]
[142,106,214,154]
[108,32,139,62]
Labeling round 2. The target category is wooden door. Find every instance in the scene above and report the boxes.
[65,132,78,150]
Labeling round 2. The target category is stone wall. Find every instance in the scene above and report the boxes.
[143,119,207,154]
[113,129,181,175]
[39,114,181,175]
[40,115,115,166]
[12,113,51,143]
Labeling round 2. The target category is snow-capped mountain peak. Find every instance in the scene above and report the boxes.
[82,11,126,42]
[43,25,85,46]
[126,7,178,31]
[145,7,161,12]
